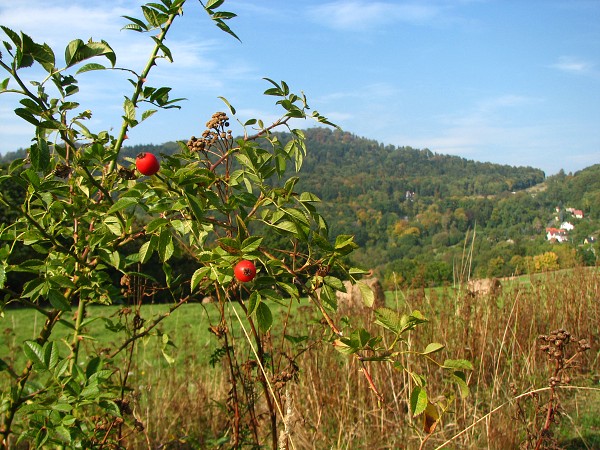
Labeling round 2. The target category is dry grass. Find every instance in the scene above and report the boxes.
[2,268,598,448]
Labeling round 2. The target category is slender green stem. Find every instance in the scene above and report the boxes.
[109,10,183,172]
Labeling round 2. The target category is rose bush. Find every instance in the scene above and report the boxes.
[0,1,471,448]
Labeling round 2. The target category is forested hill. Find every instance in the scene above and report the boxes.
[276,128,545,199]
[2,128,598,288]
[119,127,545,199]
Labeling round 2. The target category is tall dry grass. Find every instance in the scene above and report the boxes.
[124,268,599,449]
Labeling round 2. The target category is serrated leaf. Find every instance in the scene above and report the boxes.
[185,193,205,221]
[23,341,45,367]
[270,220,298,235]
[0,263,6,289]
[218,96,236,115]
[410,386,428,417]
[241,236,262,253]
[141,109,157,121]
[123,97,136,121]
[76,62,106,74]
[43,342,59,369]
[374,307,401,334]
[255,302,272,333]
[139,240,154,264]
[145,217,169,233]
[104,216,122,236]
[333,338,357,355]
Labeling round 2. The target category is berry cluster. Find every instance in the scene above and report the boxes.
[538,329,591,386]
[186,111,233,153]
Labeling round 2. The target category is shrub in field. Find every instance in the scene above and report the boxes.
[0,1,471,448]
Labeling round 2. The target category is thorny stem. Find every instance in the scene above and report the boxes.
[109,9,182,172]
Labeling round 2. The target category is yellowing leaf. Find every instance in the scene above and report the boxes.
[423,401,440,434]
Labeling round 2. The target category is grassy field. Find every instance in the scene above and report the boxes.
[1,268,599,449]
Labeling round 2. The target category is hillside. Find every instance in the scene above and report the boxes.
[1,129,598,288]
[109,128,600,286]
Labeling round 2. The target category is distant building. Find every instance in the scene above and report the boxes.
[566,207,584,219]
[546,227,568,243]
[560,221,575,231]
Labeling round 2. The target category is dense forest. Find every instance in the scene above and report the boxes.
[1,128,598,290]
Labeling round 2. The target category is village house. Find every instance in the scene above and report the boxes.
[546,227,568,242]
[561,221,575,231]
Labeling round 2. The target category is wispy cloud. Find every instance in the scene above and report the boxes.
[550,56,595,74]
[308,1,442,30]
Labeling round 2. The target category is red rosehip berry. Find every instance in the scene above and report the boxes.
[234,260,256,282]
[135,152,160,176]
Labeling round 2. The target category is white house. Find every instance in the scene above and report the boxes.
[560,221,575,231]
[546,227,568,242]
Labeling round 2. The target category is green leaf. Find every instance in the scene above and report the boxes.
[23,341,45,367]
[145,217,169,234]
[333,338,357,355]
[451,371,470,398]
[246,291,261,317]
[241,236,262,253]
[218,96,236,115]
[334,234,358,255]
[205,0,225,9]
[191,267,210,292]
[410,386,428,417]
[31,138,50,172]
[107,197,138,214]
[104,216,122,236]
[422,342,445,355]
[319,285,337,311]
[0,263,6,289]
[374,307,401,334]
[141,109,157,122]
[47,289,71,311]
[442,359,474,371]
[255,302,272,333]
[123,97,136,122]
[43,342,59,369]
[323,276,344,291]
[65,39,116,68]
[139,240,154,264]
[270,220,298,235]
[185,193,205,221]
[158,229,174,262]
[76,62,106,74]
[356,281,374,307]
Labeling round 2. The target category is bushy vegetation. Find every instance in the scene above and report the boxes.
[0,1,470,448]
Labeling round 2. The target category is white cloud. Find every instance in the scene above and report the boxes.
[550,56,595,74]
[308,1,441,30]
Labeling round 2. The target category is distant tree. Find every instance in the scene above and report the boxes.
[534,252,560,272]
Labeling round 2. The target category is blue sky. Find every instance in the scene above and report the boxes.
[1,0,599,175]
